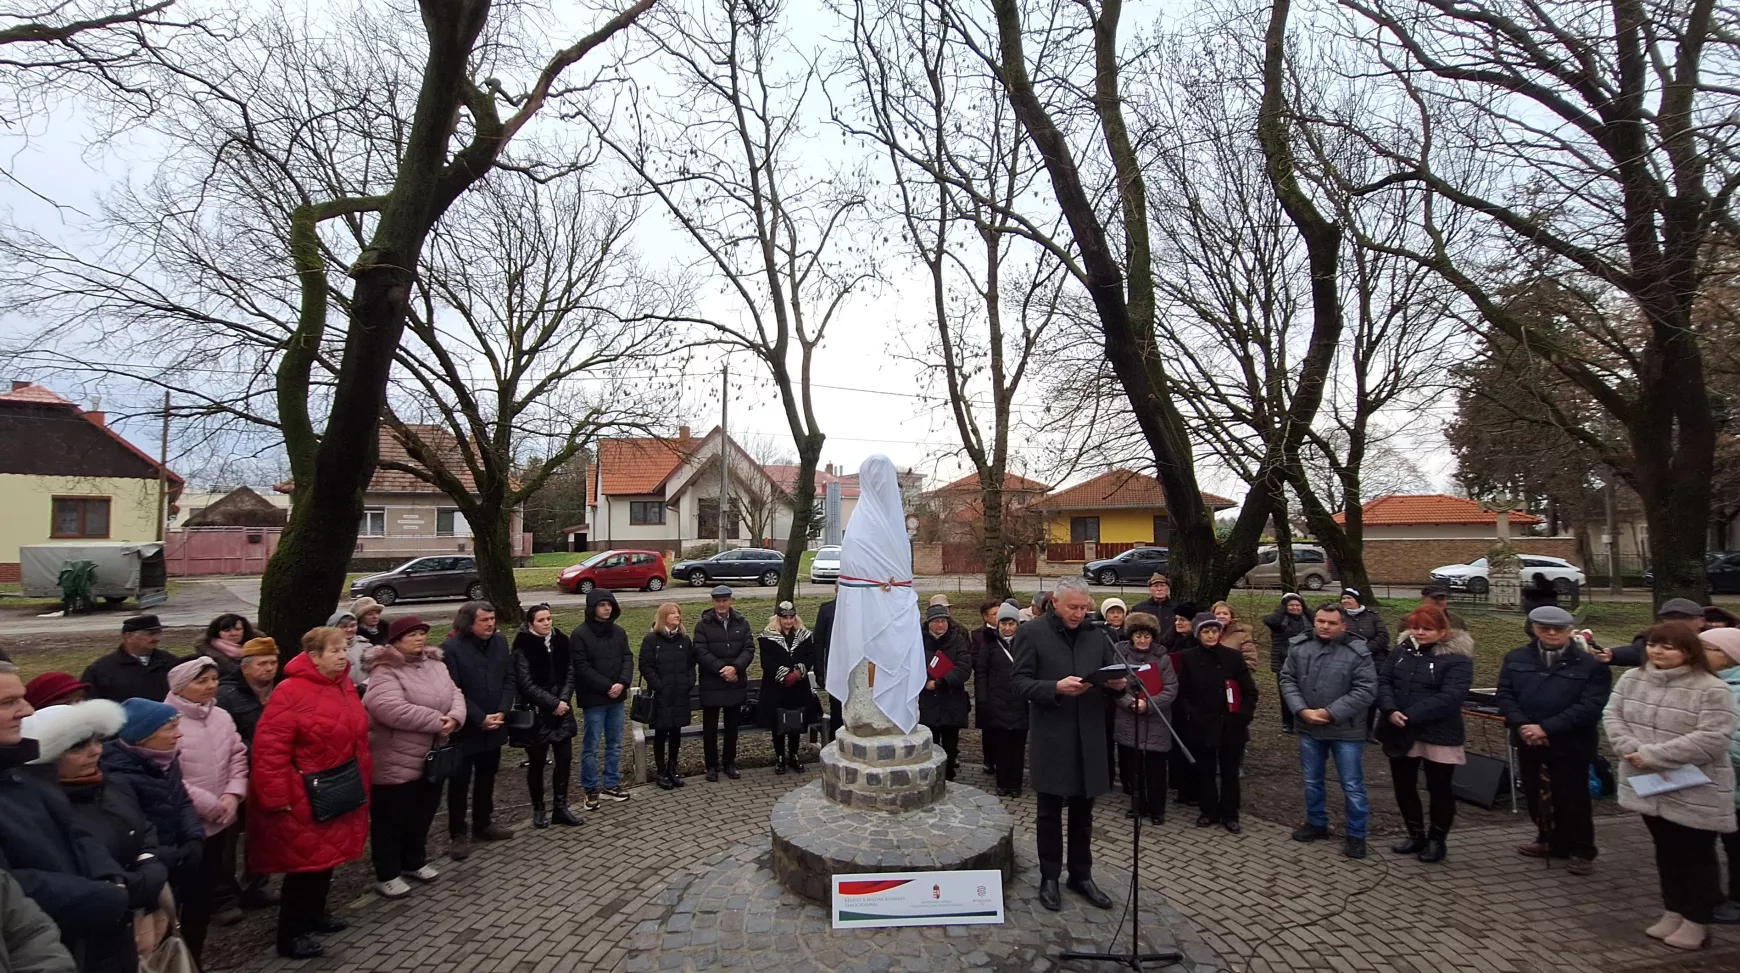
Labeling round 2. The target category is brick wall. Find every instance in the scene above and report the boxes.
[0,562,17,583]
[912,542,943,576]
[1363,537,1582,584]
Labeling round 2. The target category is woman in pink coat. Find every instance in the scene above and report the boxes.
[166,656,249,958]
[363,616,466,900]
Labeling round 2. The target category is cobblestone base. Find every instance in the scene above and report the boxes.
[771,780,1016,901]
[820,732,948,810]
[620,838,1221,973]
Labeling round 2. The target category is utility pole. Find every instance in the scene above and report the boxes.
[718,363,729,549]
[156,392,170,541]
[1605,478,1621,595]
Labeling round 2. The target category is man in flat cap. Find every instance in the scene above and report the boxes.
[80,615,180,703]
[1592,598,1704,667]
[1496,606,1612,875]
[695,585,754,782]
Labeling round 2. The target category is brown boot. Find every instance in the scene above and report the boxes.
[1566,856,1595,876]
[1515,841,1551,858]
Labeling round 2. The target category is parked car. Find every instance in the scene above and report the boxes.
[672,547,787,587]
[350,555,483,606]
[810,546,842,584]
[1082,546,1170,585]
[1643,552,1740,593]
[1429,555,1585,596]
[1237,545,1335,591]
[558,549,668,593]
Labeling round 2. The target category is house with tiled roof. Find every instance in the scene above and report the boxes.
[0,382,182,581]
[1332,493,1543,538]
[589,426,793,552]
[275,425,529,560]
[919,471,1051,544]
[1031,469,1237,546]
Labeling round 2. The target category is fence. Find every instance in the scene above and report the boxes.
[1580,553,1650,587]
[1047,542,1086,562]
[1096,541,1139,558]
[164,527,282,576]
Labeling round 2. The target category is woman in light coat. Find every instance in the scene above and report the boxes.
[1604,623,1739,951]
[363,617,466,900]
[164,657,249,958]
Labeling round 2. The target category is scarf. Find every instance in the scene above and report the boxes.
[210,638,244,660]
[1345,605,1366,616]
[118,739,179,770]
[60,769,103,787]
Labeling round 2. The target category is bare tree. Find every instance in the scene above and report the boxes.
[1328,0,1740,602]
[583,0,871,601]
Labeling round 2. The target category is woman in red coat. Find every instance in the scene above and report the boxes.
[249,627,372,960]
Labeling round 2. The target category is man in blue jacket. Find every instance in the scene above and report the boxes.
[1497,606,1612,875]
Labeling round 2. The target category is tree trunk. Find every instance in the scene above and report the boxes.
[981,473,1011,600]
[778,437,824,602]
[470,508,523,628]
[1271,486,1297,592]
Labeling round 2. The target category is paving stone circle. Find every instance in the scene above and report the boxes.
[617,837,1220,973]
[771,779,1016,901]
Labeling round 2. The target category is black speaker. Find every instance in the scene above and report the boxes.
[1453,752,1513,809]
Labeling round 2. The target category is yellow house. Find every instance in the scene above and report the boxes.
[1033,469,1235,546]
[0,383,180,581]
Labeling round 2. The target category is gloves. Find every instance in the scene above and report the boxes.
[775,666,791,682]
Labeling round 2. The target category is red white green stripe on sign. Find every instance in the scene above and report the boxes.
[838,879,913,895]
[836,910,1001,923]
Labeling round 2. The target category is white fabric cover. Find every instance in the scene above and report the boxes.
[824,455,924,733]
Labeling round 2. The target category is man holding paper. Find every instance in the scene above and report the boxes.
[1011,577,1126,913]
[919,605,972,780]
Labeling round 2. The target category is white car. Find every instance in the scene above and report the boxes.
[810,545,842,583]
[1429,555,1585,596]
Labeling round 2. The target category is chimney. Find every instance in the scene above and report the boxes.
[678,425,692,442]
[825,463,835,476]
[83,410,106,427]
[11,381,28,391]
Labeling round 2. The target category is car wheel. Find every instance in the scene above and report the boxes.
[688,571,709,587]
[102,595,127,605]
[578,579,595,594]
[1552,577,1578,596]
[1303,573,1326,591]
[371,585,398,607]
[466,582,486,601]
[1468,577,1490,595]
[759,570,780,587]
[1096,569,1118,586]
[646,576,666,592]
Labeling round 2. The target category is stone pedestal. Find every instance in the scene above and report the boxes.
[819,726,946,811]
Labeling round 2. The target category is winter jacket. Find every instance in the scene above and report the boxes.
[60,773,170,973]
[1724,665,1740,808]
[572,590,634,710]
[1495,638,1612,759]
[510,628,577,745]
[1176,643,1258,748]
[1376,631,1475,748]
[694,609,756,708]
[164,693,249,836]
[80,648,181,705]
[919,620,972,729]
[1111,641,1176,753]
[442,629,514,755]
[813,600,837,687]
[0,744,129,970]
[1605,663,1739,833]
[193,639,242,680]
[1279,633,1376,742]
[0,869,75,973]
[758,622,819,729]
[638,628,697,730]
[215,670,270,746]
[345,635,375,691]
[363,643,466,786]
[1010,613,1119,798]
[247,651,372,875]
[1342,608,1391,665]
[1128,598,1177,638]
[973,626,1027,731]
[1262,598,1310,672]
[97,743,203,891]
[1220,623,1259,673]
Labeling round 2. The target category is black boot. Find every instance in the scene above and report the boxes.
[532,802,549,829]
[551,779,581,827]
[1418,834,1447,863]
[1391,832,1426,855]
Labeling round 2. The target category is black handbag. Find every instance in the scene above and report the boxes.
[300,750,366,823]
[630,689,657,725]
[776,707,807,735]
[504,705,537,731]
[423,743,465,783]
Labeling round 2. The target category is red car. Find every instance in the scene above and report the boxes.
[558,549,668,593]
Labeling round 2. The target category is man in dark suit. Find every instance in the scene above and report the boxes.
[1011,578,1125,912]
[812,598,842,736]
[80,615,179,703]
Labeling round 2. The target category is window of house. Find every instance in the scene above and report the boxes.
[1070,516,1100,543]
[436,508,468,537]
[360,508,386,536]
[52,497,110,538]
[698,498,740,540]
[630,501,666,526]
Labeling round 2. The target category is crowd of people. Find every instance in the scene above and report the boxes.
[1,572,1740,969]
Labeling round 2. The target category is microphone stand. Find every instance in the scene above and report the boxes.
[1060,656,1189,971]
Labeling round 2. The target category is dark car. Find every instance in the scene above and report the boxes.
[1082,546,1170,586]
[349,555,484,606]
[672,547,787,587]
[1644,552,1740,594]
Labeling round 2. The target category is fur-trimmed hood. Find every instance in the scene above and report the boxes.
[21,699,125,764]
[1400,629,1475,659]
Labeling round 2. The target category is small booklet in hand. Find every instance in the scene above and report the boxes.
[927,652,956,680]
[1628,764,1713,797]
[1087,662,1149,686]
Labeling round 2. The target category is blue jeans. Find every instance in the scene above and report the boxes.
[581,702,624,792]
[1299,734,1369,838]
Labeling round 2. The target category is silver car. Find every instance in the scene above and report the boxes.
[810,546,842,583]
[1239,545,1334,591]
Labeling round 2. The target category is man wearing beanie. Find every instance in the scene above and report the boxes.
[217,637,281,747]
[1596,598,1705,667]
[919,603,972,781]
[81,615,181,704]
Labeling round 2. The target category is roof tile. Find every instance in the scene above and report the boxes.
[1333,493,1544,527]
[1033,469,1235,512]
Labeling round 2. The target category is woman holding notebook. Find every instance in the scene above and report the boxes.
[1604,623,1739,952]
[920,604,972,780]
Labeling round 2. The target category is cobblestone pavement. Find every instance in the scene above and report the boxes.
[242,763,1740,973]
